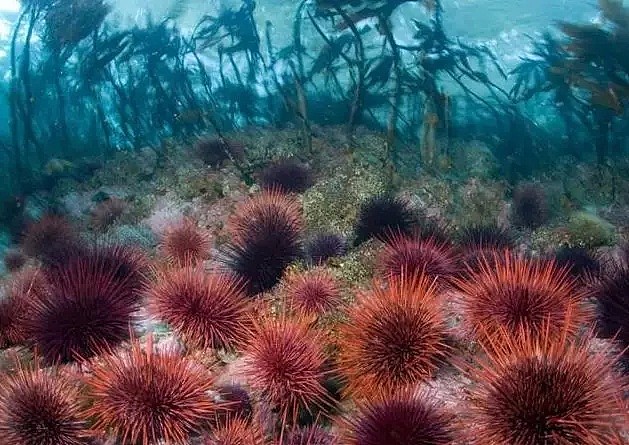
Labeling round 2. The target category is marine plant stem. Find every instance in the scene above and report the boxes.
[50,47,71,158]
[9,9,26,191]
[292,0,312,153]
[20,7,45,166]
[380,17,402,186]
[336,7,366,137]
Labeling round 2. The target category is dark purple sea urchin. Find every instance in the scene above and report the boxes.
[353,194,417,246]
[259,158,314,194]
[344,389,457,445]
[553,245,601,280]
[457,223,516,250]
[304,233,347,264]
[221,190,304,296]
[511,182,549,229]
[593,261,629,371]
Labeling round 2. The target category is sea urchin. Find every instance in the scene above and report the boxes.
[344,389,457,445]
[259,158,314,194]
[242,315,330,423]
[377,231,459,286]
[0,364,88,445]
[26,246,143,364]
[353,195,417,246]
[159,217,212,266]
[148,266,251,350]
[466,327,627,444]
[283,268,341,317]
[454,251,591,347]
[338,272,449,398]
[221,190,303,296]
[84,335,216,445]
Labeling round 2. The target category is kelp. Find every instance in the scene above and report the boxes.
[510,0,629,163]
[3,0,624,204]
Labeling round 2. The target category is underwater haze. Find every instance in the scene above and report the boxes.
[0,1,628,443]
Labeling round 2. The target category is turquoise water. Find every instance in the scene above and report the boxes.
[0,0,624,199]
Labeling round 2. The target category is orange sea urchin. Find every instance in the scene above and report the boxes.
[455,251,591,347]
[466,326,628,444]
[148,266,251,350]
[242,315,330,424]
[84,335,216,445]
[338,272,449,399]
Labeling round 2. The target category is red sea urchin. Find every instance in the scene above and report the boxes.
[377,231,459,286]
[227,189,303,242]
[26,246,144,364]
[21,214,80,265]
[466,327,628,444]
[344,389,457,445]
[0,363,88,445]
[90,197,127,231]
[283,268,341,317]
[242,315,330,423]
[0,268,46,348]
[159,217,212,266]
[454,251,591,346]
[280,425,339,445]
[84,335,216,445]
[203,417,265,445]
[148,266,251,350]
[338,273,449,399]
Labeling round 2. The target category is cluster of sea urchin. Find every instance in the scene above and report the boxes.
[0,165,628,445]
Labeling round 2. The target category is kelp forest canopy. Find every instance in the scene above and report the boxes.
[1,0,628,197]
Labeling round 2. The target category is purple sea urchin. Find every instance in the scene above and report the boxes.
[353,194,416,245]
[344,389,457,445]
[259,158,314,194]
